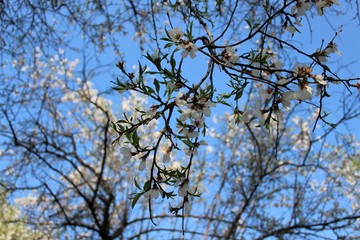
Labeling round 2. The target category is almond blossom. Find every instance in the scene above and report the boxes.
[183,197,192,214]
[177,123,199,138]
[221,47,239,66]
[315,84,323,96]
[178,41,198,59]
[175,91,187,107]
[285,24,297,34]
[120,146,132,163]
[315,49,328,62]
[258,85,274,103]
[187,98,216,118]
[325,41,341,56]
[280,91,297,108]
[138,159,146,171]
[313,74,327,85]
[297,82,313,100]
[227,109,251,124]
[184,141,207,156]
[163,151,172,163]
[144,188,160,199]
[315,0,340,15]
[179,108,201,122]
[190,115,205,129]
[168,27,184,43]
[291,0,311,16]
[178,179,189,197]
[145,105,159,119]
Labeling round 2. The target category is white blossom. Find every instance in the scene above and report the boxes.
[168,28,184,42]
[177,123,199,138]
[285,25,297,34]
[144,188,159,199]
[316,0,340,15]
[179,108,201,122]
[258,86,273,103]
[190,115,205,128]
[138,159,146,171]
[228,110,251,124]
[291,0,311,16]
[187,99,216,118]
[325,41,341,56]
[184,199,192,214]
[278,78,289,85]
[280,91,297,108]
[297,83,313,100]
[315,50,328,62]
[163,152,172,163]
[120,146,132,163]
[314,74,327,85]
[178,180,189,197]
[179,42,198,59]
[166,82,176,92]
[151,48,160,59]
[221,47,239,66]
[145,105,159,119]
[175,91,187,107]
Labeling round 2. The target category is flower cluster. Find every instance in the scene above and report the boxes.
[221,47,239,66]
[291,0,311,16]
[314,41,341,62]
[250,48,283,78]
[176,92,215,140]
[168,28,198,59]
[286,0,340,33]
[315,0,340,15]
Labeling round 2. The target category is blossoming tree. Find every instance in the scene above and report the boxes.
[1,0,360,239]
[112,0,360,234]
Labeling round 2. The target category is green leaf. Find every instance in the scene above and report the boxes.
[163,68,173,78]
[134,177,141,190]
[170,57,176,69]
[116,119,128,124]
[218,93,232,99]
[111,135,121,145]
[131,131,140,147]
[217,100,231,106]
[143,180,151,192]
[245,19,252,29]
[165,43,173,48]
[146,86,154,95]
[131,192,144,208]
[234,90,244,100]
[154,79,160,93]
[182,139,193,147]
[160,37,172,42]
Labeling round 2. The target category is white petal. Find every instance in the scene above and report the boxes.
[315,74,327,85]
[181,50,189,58]
[163,153,171,163]
[138,160,146,171]
[184,201,192,214]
